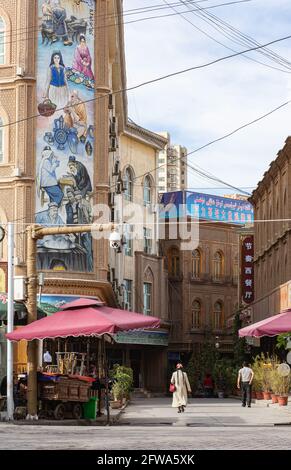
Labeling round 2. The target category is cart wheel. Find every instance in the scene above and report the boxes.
[53,403,65,420]
[38,410,48,420]
[72,403,83,420]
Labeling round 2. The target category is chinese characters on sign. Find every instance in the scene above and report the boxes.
[241,235,254,304]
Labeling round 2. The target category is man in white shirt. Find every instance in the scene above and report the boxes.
[43,350,52,366]
[237,361,254,407]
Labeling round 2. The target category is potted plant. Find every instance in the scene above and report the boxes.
[276,372,290,406]
[110,381,123,409]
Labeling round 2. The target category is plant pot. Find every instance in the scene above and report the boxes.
[278,396,288,406]
[251,391,257,399]
[256,391,264,400]
[263,391,272,400]
[110,400,122,409]
[271,394,278,404]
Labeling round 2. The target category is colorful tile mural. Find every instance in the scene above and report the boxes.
[36,0,95,272]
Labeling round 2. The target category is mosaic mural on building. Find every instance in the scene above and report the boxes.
[36,0,95,272]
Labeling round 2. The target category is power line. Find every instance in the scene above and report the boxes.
[162,0,291,74]
[0,0,253,46]
[2,31,291,131]
[112,98,290,196]
[179,0,291,71]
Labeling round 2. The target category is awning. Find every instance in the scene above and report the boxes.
[6,298,161,342]
[239,309,291,338]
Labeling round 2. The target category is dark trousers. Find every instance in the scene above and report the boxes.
[241,381,251,406]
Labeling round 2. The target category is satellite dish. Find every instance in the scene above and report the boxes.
[277,363,290,377]
[0,226,5,243]
[286,352,291,366]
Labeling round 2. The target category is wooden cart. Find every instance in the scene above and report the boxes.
[38,375,92,420]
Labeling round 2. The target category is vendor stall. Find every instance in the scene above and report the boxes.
[6,298,160,423]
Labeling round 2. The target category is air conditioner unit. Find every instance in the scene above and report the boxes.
[14,276,27,301]
[13,168,22,177]
[109,192,115,206]
[108,94,114,110]
[110,117,117,137]
[112,159,120,176]
[109,137,117,152]
[16,66,24,77]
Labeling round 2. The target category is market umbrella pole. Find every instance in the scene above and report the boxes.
[102,337,110,426]
[26,225,38,419]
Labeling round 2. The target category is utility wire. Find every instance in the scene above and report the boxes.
[2,31,291,131]
[179,0,291,71]
[162,0,291,74]
[0,0,254,45]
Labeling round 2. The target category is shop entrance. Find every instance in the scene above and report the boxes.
[130,350,141,388]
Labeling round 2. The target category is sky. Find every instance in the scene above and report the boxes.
[123,0,291,196]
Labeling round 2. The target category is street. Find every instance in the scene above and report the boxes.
[1,398,291,450]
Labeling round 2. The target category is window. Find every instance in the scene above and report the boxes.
[123,279,132,311]
[192,249,201,279]
[168,247,180,276]
[214,301,223,329]
[0,18,4,65]
[124,224,134,256]
[143,175,151,205]
[124,167,133,201]
[159,177,165,182]
[143,227,152,254]
[192,300,201,329]
[143,282,152,315]
[213,251,223,280]
[0,118,3,163]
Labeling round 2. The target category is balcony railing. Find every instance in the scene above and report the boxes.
[168,272,183,281]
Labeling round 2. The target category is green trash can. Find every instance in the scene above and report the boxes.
[83,397,98,419]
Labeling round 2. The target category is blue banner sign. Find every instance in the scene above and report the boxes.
[160,191,254,225]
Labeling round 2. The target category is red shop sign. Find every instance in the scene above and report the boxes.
[241,235,254,304]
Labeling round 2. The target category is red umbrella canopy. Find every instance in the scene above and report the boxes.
[239,309,291,338]
[6,299,161,342]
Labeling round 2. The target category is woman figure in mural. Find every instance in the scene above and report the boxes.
[64,90,88,141]
[43,51,69,109]
[72,35,94,80]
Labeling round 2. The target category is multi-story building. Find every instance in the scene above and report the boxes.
[0,0,169,392]
[160,190,254,359]
[157,132,187,193]
[248,137,291,327]
[107,118,170,391]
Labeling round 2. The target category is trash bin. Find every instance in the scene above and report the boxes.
[83,397,98,419]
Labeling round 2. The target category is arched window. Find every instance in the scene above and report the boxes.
[124,167,133,201]
[0,17,5,65]
[213,251,223,281]
[192,249,201,279]
[192,300,201,329]
[214,301,223,329]
[143,175,151,205]
[0,117,4,163]
[168,247,180,276]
